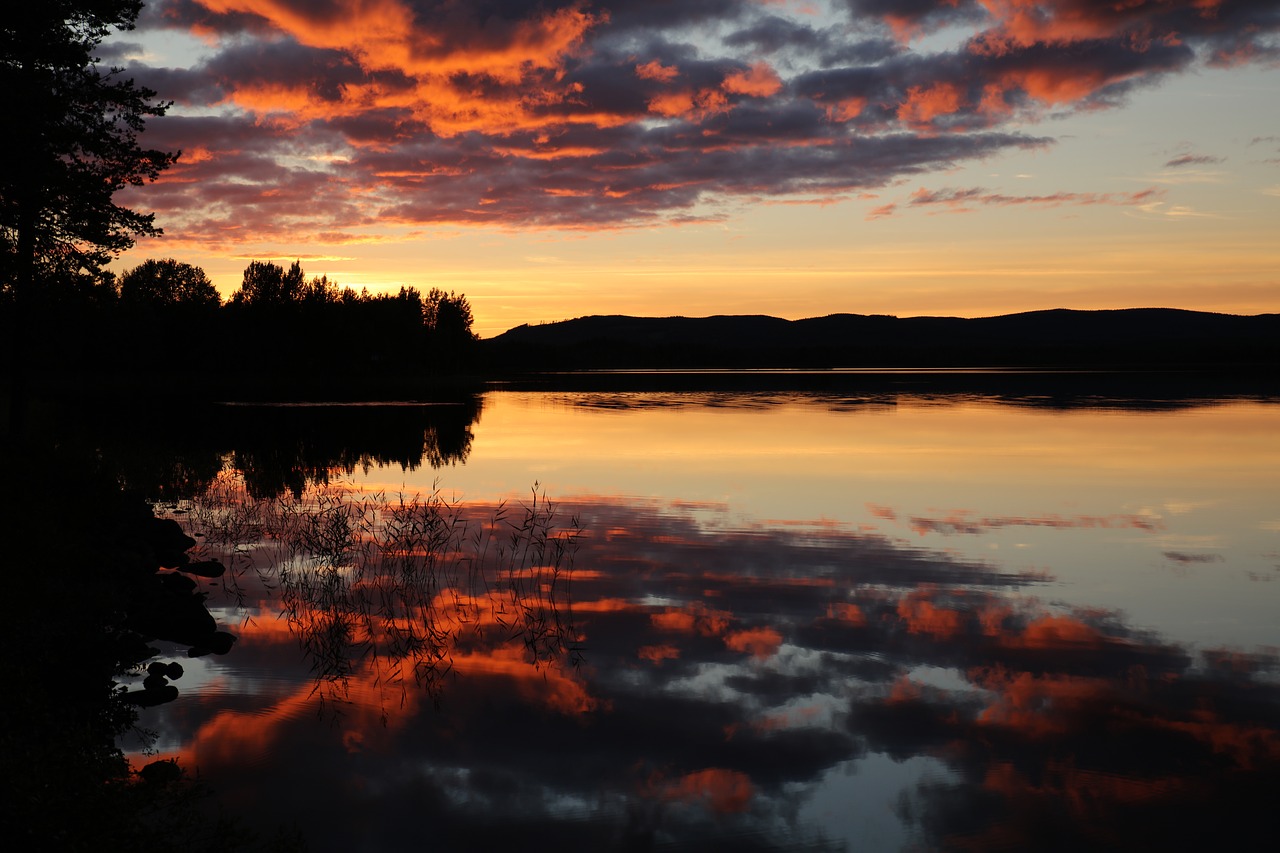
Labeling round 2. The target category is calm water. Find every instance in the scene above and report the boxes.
[123,376,1280,851]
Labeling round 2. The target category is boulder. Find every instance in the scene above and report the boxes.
[182,559,226,578]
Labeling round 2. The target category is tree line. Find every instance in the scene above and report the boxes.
[5,255,478,391]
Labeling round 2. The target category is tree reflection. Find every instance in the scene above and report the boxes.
[36,397,484,501]
[228,400,483,500]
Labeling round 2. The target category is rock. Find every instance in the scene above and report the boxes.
[158,572,197,593]
[208,631,236,654]
[139,759,183,785]
[146,517,196,569]
[189,630,236,657]
[120,684,179,707]
[114,634,160,668]
[182,559,225,578]
[126,586,218,647]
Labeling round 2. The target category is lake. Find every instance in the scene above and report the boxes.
[120,372,1280,851]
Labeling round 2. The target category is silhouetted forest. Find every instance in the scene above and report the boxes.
[2,258,479,398]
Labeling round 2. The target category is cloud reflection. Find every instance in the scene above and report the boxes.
[868,505,1164,536]
[144,487,1278,850]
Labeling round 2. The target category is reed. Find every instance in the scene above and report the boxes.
[176,474,582,719]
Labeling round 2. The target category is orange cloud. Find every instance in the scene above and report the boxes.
[198,0,607,139]
[897,586,965,639]
[665,768,755,814]
[651,603,732,637]
[722,62,783,98]
[636,60,679,82]
[897,81,966,127]
[825,96,867,123]
[573,596,642,613]
[1001,66,1122,106]
[974,669,1114,738]
[647,87,731,120]
[638,643,681,664]
[1007,614,1106,651]
[974,0,1165,48]
[453,643,599,715]
[202,0,600,82]
[826,602,868,627]
[724,626,783,660]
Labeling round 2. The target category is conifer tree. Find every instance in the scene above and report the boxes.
[0,1,176,300]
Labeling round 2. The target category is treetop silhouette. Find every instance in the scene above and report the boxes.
[0,1,176,301]
[119,258,219,310]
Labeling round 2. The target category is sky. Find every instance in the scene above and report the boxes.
[104,0,1280,336]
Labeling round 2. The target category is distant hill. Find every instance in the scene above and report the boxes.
[481,309,1280,370]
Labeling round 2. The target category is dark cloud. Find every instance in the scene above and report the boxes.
[117,1,1280,239]
[203,38,368,103]
[724,14,900,66]
[839,0,988,39]
[140,0,275,37]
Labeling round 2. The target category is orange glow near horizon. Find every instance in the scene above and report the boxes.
[116,207,1280,338]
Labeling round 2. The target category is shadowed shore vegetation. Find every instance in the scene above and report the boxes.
[0,440,307,852]
[0,395,553,851]
[2,258,480,404]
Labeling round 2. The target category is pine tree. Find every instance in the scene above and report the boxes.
[0,1,176,301]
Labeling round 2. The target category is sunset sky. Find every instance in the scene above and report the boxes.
[106,0,1280,336]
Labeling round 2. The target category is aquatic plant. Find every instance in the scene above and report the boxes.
[179,475,582,719]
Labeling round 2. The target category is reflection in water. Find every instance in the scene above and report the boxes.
[225,400,483,499]
[143,483,1278,851]
[46,397,485,500]
[502,369,1280,413]
[184,475,580,716]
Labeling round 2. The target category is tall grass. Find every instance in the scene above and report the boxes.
[178,473,582,719]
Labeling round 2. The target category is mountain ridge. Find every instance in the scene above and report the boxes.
[481,308,1280,370]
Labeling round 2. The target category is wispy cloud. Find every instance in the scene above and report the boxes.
[866,185,1164,217]
[1164,153,1226,168]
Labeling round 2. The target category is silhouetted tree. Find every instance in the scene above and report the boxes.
[424,288,476,346]
[229,260,306,308]
[2,3,176,430]
[0,2,177,300]
[119,258,219,310]
[301,273,342,309]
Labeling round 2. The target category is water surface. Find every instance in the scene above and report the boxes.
[124,376,1280,851]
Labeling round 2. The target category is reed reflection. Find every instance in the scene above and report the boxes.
[149,486,1278,849]
[185,475,581,717]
